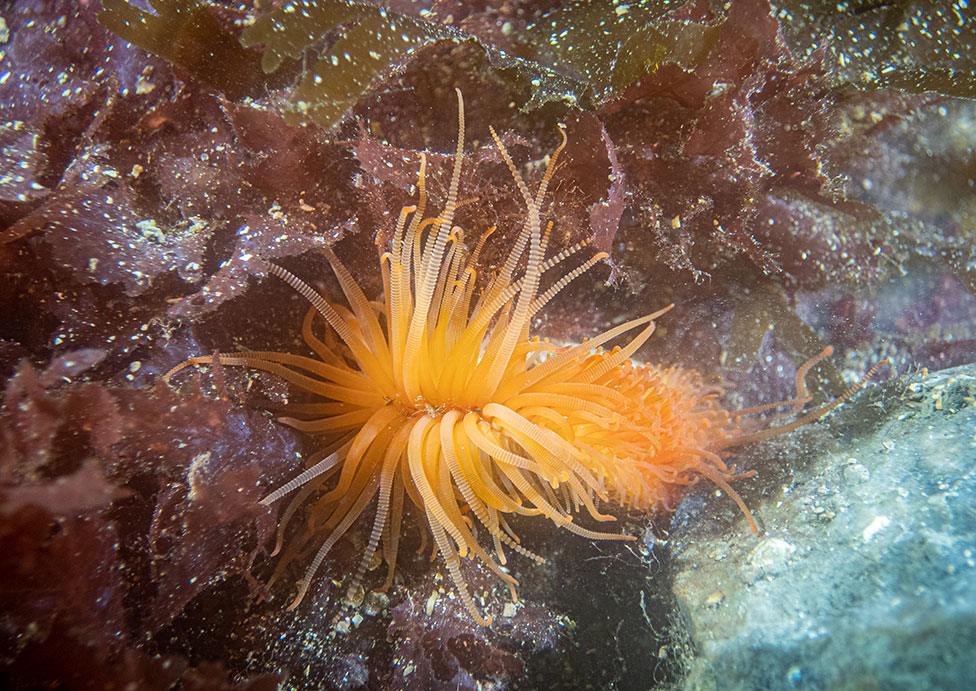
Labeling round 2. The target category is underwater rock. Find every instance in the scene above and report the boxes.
[669,363,976,689]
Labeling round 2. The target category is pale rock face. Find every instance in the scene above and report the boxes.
[670,365,976,691]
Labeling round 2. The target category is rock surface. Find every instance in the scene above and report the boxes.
[669,364,976,690]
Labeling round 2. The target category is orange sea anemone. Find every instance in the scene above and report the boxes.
[164,90,881,625]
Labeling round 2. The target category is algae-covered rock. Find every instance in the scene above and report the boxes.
[670,364,976,690]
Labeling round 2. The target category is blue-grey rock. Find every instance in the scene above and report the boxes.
[669,364,976,691]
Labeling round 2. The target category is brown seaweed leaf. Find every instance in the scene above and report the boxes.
[7,157,212,297]
[0,122,50,207]
[99,0,465,130]
[776,0,976,98]
[586,122,628,256]
[98,0,583,130]
[0,507,130,675]
[238,0,587,128]
[240,0,453,128]
[0,344,300,648]
[519,0,721,104]
[0,350,121,479]
[0,352,133,680]
[112,380,301,630]
[1,461,130,515]
[98,0,271,100]
[594,0,837,281]
[386,561,562,689]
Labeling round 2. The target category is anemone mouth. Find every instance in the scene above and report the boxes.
[163,89,878,625]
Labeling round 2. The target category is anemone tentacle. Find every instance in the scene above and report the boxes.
[164,88,871,624]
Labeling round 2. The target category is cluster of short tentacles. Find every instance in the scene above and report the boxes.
[165,91,883,624]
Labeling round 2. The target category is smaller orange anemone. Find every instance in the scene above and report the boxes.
[165,91,882,625]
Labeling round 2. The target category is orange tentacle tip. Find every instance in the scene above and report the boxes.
[164,91,886,624]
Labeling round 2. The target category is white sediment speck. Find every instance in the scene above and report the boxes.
[862,515,890,541]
